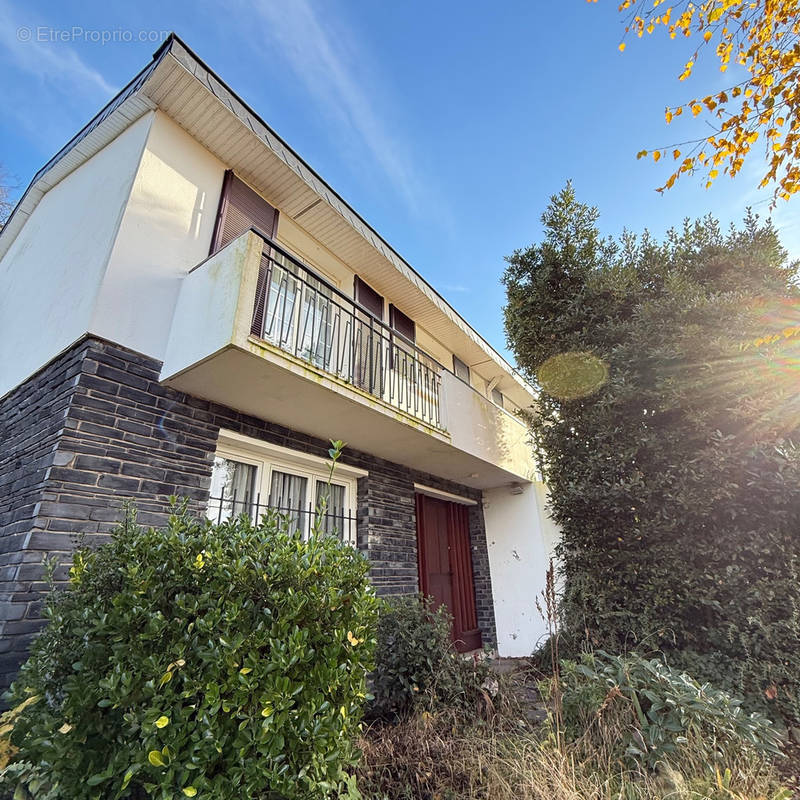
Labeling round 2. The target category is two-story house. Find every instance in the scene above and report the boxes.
[0,35,557,690]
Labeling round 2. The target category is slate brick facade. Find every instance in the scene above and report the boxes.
[0,336,497,690]
[0,342,87,684]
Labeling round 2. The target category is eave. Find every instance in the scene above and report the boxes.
[0,34,536,410]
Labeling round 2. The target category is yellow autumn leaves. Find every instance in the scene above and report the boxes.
[147,750,196,795]
[678,59,694,81]
[604,0,800,201]
[147,716,196,797]
[0,695,40,769]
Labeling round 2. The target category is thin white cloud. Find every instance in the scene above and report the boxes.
[241,0,430,215]
[0,1,116,156]
[0,2,115,98]
[713,154,800,261]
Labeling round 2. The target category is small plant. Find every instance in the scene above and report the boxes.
[369,595,491,719]
[0,503,379,800]
[557,650,784,769]
[535,558,564,752]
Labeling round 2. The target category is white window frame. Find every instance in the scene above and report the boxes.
[208,430,367,545]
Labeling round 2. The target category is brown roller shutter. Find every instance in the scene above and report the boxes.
[389,304,415,343]
[210,170,279,253]
[354,276,384,320]
[352,277,384,393]
[209,171,279,338]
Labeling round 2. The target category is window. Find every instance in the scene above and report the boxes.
[269,468,308,532]
[315,481,346,537]
[452,355,470,383]
[491,387,504,409]
[354,276,384,319]
[298,276,335,368]
[207,456,257,519]
[263,257,300,347]
[388,304,416,377]
[261,255,335,369]
[210,171,280,340]
[389,305,415,342]
[210,171,278,254]
[353,277,385,393]
[206,433,366,544]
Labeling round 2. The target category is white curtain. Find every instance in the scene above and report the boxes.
[315,481,346,539]
[207,457,256,522]
[264,259,300,348]
[269,470,308,535]
[298,276,334,368]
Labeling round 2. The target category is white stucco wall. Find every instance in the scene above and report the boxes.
[442,370,534,482]
[276,215,353,290]
[161,231,263,380]
[0,113,152,397]
[483,481,558,657]
[91,111,226,361]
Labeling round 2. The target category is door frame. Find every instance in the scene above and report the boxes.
[415,492,482,652]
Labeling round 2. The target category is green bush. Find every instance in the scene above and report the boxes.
[369,595,490,719]
[1,505,379,800]
[557,650,783,769]
[503,185,800,721]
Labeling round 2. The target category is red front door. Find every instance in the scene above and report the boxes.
[416,494,481,652]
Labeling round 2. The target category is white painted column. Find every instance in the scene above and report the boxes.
[483,482,559,657]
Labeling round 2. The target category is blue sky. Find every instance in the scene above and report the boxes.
[1,0,798,359]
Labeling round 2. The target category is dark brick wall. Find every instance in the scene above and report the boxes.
[469,505,496,646]
[0,340,88,684]
[0,336,497,688]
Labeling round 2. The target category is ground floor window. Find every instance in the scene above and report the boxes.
[206,431,365,544]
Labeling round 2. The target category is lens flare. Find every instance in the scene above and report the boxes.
[537,351,609,400]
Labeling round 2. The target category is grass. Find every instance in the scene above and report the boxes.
[355,682,790,800]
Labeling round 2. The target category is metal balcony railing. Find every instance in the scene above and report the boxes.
[206,492,358,545]
[247,230,444,429]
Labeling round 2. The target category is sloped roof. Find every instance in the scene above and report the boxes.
[0,34,535,407]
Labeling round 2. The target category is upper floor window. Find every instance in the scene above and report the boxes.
[389,304,415,343]
[354,275,384,320]
[210,170,278,254]
[453,356,470,383]
[206,432,365,544]
[491,387,504,409]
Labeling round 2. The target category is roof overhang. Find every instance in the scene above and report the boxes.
[0,34,536,409]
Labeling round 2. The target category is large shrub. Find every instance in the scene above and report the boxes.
[503,184,800,720]
[1,506,378,800]
[369,595,490,719]
[557,651,783,769]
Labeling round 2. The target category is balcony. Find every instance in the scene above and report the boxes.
[161,230,534,488]
[249,234,442,429]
